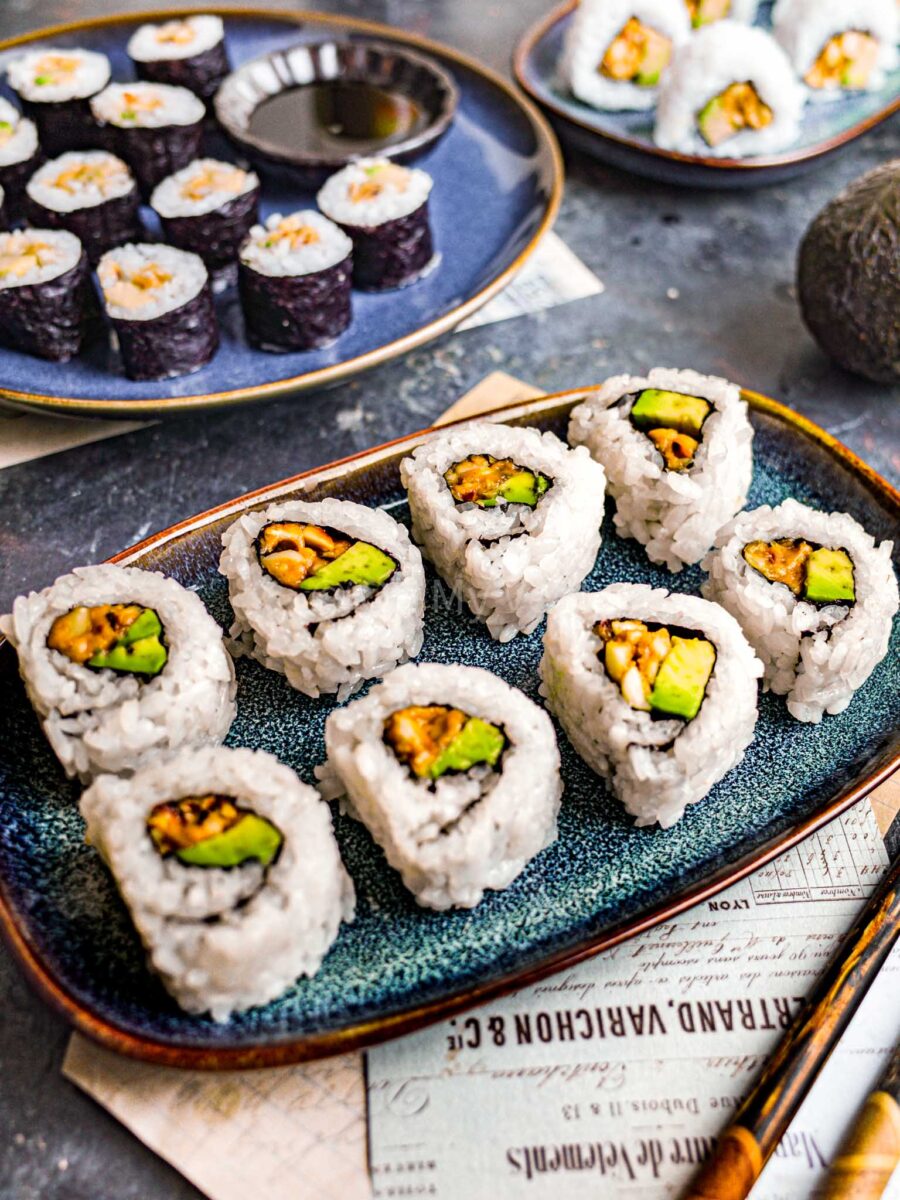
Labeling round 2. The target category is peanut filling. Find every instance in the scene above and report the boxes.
[32,54,79,87]
[596,619,672,711]
[99,260,173,309]
[444,455,522,504]
[646,428,700,471]
[599,18,672,84]
[263,217,321,250]
[51,158,129,197]
[384,705,468,777]
[0,237,56,279]
[120,90,164,121]
[148,794,242,856]
[742,539,811,596]
[347,163,410,204]
[155,20,197,46]
[47,603,143,663]
[806,31,879,90]
[257,521,352,589]
[181,165,246,203]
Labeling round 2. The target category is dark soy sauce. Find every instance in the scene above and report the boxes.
[248,82,428,156]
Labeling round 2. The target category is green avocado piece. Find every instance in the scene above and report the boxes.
[635,40,670,87]
[88,608,167,677]
[299,540,397,591]
[119,608,162,645]
[428,717,506,780]
[804,547,855,605]
[499,469,550,508]
[696,96,733,148]
[692,0,730,27]
[175,813,283,869]
[649,636,716,721]
[631,389,712,437]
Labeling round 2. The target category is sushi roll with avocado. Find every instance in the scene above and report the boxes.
[317,158,434,291]
[80,746,354,1020]
[703,499,898,722]
[774,0,898,100]
[655,22,803,156]
[563,0,690,112]
[25,151,142,265]
[127,15,230,107]
[0,228,95,361]
[0,97,40,220]
[684,0,761,27]
[90,82,205,198]
[568,368,753,571]
[238,211,352,352]
[219,497,426,700]
[401,420,606,642]
[150,158,260,276]
[97,243,219,380]
[540,585,762,828]
[0,563,236,782]
[6,47,109,156]
[317,662,562,910]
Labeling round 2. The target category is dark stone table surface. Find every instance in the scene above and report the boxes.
[0,2,897,1196]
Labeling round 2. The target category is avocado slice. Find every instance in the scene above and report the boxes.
[88,608,167,677]
[696,96,735,148]
[495,469,551,508]
[692,0,730,27]
[803,547,855,605]
[631,389,711,438]
[299,540,397,591]
[635,37,671,87]
[649,636,716,721]
[428,717,506,780]
[175,813,283,868]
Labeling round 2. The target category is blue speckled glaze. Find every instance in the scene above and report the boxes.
[0,11,555,406]
[0,398,897,1057]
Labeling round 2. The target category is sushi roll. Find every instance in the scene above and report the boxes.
[0,564,237,782]
[654,22,803,157]
[238,211,352,352]
[702,499,898,722]
[317,159,434,291]
[317,662,562,910]
[6,47,109,156]
[0,97,41,220]
[127,15,230,107]
[219,497,426,701]
[80,746,354,1020]
[568,368,753,572]
[540,585,762,828]
[562,0,690,112]
[684,0,761,27]
[90,82,205,199]
[150,158,260,275]
[24,150,141,265]
[774,0,898,100]
[0,186,6,232]
[97,243,219,381]
[401,420,606,642]
[0,228,95,361]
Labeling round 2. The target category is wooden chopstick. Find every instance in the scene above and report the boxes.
[819,1045,900,1200]
[681,853,900,1200]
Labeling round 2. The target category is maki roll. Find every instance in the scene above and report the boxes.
[150,158,260,276]
[90,82,205,199]
[774,0,898,100]
[0,563,236,782]
[655,22,803,156]
[6,47,109,156]
[80,746,354,1020]
[401,420,606,642]
[703,499,898,722]
[238,211,352,352]
[25,150,141,265]
[127,15,230,107]
[0,97,41,220]
[0,228,94,361]
[97,243,219,381]
[568,368,753,571]
[562,0,690,112]
[684,0,761,27]
[317,159,434,291]
[219,498,425,700]
[317,662,562,910]
[540,586,762,828]
[0,186,6,232]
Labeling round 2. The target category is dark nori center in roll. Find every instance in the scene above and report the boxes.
[160,183,260,272]
[342,200,434,291]
[0,248,97,361]
[239,255,353,353]
[135,39,230,107]
[110,283,219,380]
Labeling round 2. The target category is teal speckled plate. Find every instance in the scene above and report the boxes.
[0,388,897,1068]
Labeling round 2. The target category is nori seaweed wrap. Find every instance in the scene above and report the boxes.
[6,48,110,157]
[127,16,230,107]
[150,159,260,273]
[0,99,41,220]
[0,229,96,361]
[0,187,6,232]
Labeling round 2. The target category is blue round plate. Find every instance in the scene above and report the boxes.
[0,8,562,417]
[514,0,900,189]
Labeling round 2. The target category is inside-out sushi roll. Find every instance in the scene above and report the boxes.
[80,746,355,1020]
[219,497,426,700]
[90,82,205,198]
[401,420,606,642]
[655,22,803,157]
[317,159,434,291]
[0,228,95,361]
[774,0,898,99]
[317,662,562,910]
[150,158,260,275]
[0,563,236,781]
[25,150,142,265]
[0,97,40,219]
[6,47,109,156]
[703,499,898,722]
[568,368,753,572]
[127,15,230,106]
[238,211,352,352]
[563,0,690,112]
[97,242,219,380]
[684,0,761,27]
[540,585,762,828]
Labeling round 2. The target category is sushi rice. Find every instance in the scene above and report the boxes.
[90,80,205,130]
[26,150,136,213]
[6,46,110,104]
[150,157,258,219]
[0,96,39,171]
[127,15,225,64]
[773,0,898,100]
[239,210,351,278]
[0,227,94,361]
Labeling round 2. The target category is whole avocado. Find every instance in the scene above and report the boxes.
[797,160,900,384]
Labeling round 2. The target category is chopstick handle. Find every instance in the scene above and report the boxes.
[819,1086,900,1199]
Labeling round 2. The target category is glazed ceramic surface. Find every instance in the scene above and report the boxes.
[514,0,900,188]
[0,389,897,1067]
[0,8,561,417]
